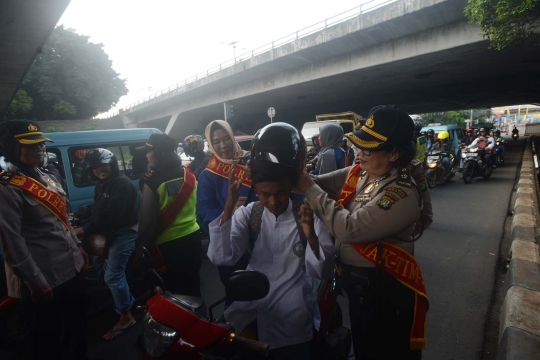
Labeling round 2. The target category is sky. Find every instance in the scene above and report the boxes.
[57,0,393,118]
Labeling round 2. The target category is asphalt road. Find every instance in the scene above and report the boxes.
[0,137,524,360]
[417,136,524,360]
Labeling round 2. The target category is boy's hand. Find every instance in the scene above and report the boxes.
[299,201,320,259]
[222,165,242,224]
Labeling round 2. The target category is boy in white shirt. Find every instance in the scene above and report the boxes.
[208,123,334,360]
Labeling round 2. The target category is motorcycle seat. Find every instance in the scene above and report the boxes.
[168,294,208,319]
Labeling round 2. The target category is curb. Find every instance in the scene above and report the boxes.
[498,137,540,360]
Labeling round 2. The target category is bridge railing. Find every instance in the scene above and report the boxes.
[98,0,396,119]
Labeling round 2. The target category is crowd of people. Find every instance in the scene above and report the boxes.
[4,108,517,359]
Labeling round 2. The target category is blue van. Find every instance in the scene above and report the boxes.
[421,124,464,157]
[44,128,162,211]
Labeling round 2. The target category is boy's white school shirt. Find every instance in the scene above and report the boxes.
[208,200,334,350]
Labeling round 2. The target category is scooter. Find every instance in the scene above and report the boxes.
[425,150,455,188]
[139,270,270,359]
[512,133,519,141]
[461,143,493,184]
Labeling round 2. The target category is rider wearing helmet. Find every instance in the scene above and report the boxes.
[340,136,355,166]
[183,134,211,179]
[79,148,139,340]
[426,129,435,151]
[493,129,505,163]
[413,122,427,162]
[207,122,334,359]
[433,131,454,177]
[470,127,496,169]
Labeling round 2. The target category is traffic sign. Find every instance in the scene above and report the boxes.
[267,107,275,123]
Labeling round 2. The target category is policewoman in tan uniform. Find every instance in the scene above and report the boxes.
[0,121,87,359]
[297,106,428,360]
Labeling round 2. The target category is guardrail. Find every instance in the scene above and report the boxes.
[97,0,396,119]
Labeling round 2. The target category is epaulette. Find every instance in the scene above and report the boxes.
[396,167,412,188]
[0,171,15,186]
[410,159,422,168]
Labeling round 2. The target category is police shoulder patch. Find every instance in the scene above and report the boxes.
[165,180,183,196]
[396,168,412,188]
[377,194,395,210]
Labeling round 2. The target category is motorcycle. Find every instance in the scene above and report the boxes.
[140,270,270,359]
[140,267,351,360]
[461,143,493,184]
[512,133,519,141]
[425,150,455,188]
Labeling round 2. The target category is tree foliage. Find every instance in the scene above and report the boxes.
[5,90,33,119]
[465,0,540,50]
[419,109,492,126]
[14,25,128,120]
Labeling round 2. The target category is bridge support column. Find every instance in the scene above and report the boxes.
[120,113,138,128]
[165,112,181,135]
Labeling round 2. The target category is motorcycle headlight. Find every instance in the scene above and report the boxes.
[427,162,438,168]
[461,153,466,159]
[497,142,501,146]
[143,312,177,357]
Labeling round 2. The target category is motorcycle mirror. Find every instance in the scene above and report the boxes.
[153,286,163,295]
[226,270,270,302]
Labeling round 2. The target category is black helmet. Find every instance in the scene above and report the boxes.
[312,133,320,140]
[83,148,119,182]
[426,129,434,135]
[494,129,501,135]
[251,122,306,168]
[182,135,204,157]
[479,127,487,133]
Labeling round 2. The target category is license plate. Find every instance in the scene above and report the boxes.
[428,156,439,161]
[465,153,477,157]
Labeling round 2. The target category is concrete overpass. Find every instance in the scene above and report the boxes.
[0,0,71,118]
[118,0,540,139]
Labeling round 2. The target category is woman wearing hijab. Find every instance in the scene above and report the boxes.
[197,120,253,285]
[316,123,347,175]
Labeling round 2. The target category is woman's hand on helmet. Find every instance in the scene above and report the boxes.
[298,201,320,259]
[222,165,243,224]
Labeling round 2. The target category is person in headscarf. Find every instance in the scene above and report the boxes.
[315,123,346,175]
[197,120,254,286]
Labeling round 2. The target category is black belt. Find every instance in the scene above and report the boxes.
[336,261,378,288]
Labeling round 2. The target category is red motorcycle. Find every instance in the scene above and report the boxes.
[140,270,270,359]
[141,266,351,360]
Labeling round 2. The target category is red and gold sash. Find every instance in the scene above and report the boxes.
[3,173,69,230]
[205,155,252,188]
[338,167,429,350]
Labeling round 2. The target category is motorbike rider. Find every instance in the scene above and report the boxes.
[459,128,475,173]
[0,121,87,359]
[77,148,139,340]
[512,126,519,135]
[432,131,454,177]
[308,134,321,157]
[493,129,505,163]
[426,129,435,152]
[183,134,212,179]
[470,127,495,169]
[208,123,334,360]
[413,122,427,162]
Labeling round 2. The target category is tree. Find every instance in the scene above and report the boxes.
[5,90,33,119]
[17,25,128,120]
[419,109,492,127]
[465,0,540,50]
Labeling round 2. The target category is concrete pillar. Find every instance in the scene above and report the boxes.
[164,112,181,135]
[120,113,138,129]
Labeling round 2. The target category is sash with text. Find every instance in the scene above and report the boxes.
[205,155,252,188]
[338,165,429,350]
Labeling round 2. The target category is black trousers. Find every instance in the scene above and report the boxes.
[342,268,422,360]
[158,230,202,297]
[20,272,87,360]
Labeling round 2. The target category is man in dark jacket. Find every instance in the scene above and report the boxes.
[183,135,211,179]
[75,148,139,340]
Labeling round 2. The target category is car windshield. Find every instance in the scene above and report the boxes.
[301,123,321,140]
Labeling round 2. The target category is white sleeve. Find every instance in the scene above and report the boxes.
[207,205,251,266]
[486,137,495,150]
[470,138,478,146]
[305,217,335,280]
